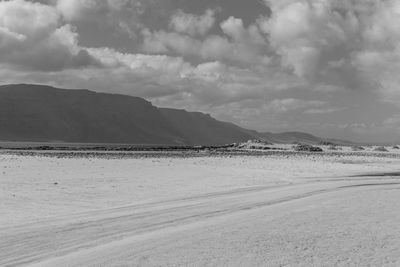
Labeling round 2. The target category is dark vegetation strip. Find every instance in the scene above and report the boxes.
[2,148,400,159]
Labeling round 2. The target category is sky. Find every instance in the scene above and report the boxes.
[1,0,400,142]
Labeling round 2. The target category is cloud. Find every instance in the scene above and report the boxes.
[3,0,400,141]
[303,107,345,115]
[141,29,199,55]
[56,0,144,22]
[261,0,361,81]
[267,98,326,113]
[170,9,216,36]
[55,0,172,40]
[0,0,99,71]
[56,0,143,40]
[0,1,286,109]
[353,0,400,103]
[221,16,264,45]
[86,47,277,104]
[143,15,269,66]
[89,47,193,81]
[257,0,400,109]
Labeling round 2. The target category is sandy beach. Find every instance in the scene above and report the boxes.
[2,149,400,266]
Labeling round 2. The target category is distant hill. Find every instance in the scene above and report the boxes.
[0,84,343,146]
[259,132,323,144]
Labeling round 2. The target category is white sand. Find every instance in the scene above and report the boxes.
[1,150,400,266]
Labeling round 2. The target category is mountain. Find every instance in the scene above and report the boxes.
[159,108,253,145]
[0,84,255,145]
[0,84,183,144]
[0,84,336,146]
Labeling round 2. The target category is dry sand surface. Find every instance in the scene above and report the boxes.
[2,150,400,266]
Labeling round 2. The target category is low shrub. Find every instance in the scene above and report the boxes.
[293,144,323,152]
[374,146,388,152]
[351,146,365,151]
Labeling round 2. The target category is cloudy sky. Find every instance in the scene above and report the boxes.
[1,0,400,142]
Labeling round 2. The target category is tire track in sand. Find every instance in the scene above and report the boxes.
[1,178,400,266]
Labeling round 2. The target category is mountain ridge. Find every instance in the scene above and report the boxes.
[0,84,341,145]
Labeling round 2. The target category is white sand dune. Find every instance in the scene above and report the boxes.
[2,151,400,266]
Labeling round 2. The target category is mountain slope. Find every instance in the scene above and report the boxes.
[0,84,256,145]
[160,108,252,145]
[0,84,338,146]
[0,84,183,144]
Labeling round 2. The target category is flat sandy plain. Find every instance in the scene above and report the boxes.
[2,148,400,266]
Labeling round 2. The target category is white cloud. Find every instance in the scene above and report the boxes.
[267,98,326,113]
[56,0,87,21]
[142,29,200,55]
[257,0,400,108]
[304,107,344,115]
[170,9,216,36]
[55,0,152,40]
[3,0,400,141]
[143,16,269,66]
[89,47,192,80]
[353,0,400,103]
[221,16,265,45]
[0,0,59,37]
[0,0,99,71]
[261,0,360,80]
[56,0,144,22]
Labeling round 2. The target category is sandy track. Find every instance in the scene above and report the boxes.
[2,177,400,266]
